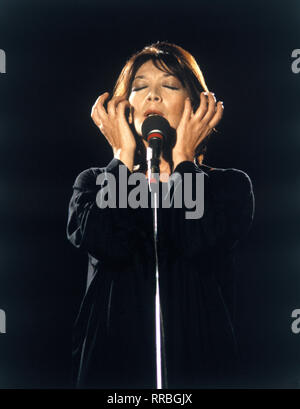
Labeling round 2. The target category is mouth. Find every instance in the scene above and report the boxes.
[144,109,164,118]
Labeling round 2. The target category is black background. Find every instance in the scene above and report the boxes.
[0,0,299,388]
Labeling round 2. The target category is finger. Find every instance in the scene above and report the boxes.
[91,104,102,127]
[107,95,126,117]
[93,92,110,119]
[194,91,209,120]
[180,97,193,125]
[208,101,224,129]
[91,94,107,126]
[128,105,134,124]
[94,91,110,109]
[116,99,131,124]
[202,92,217,124]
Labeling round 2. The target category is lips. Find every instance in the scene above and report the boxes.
[144,109,164,117]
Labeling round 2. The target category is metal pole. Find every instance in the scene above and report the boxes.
[153,190,162,389]
[147,146,166,389]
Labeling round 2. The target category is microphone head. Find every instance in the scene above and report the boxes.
[141,115,171,142]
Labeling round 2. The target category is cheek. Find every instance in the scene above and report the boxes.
[129,96,143,121]
[168,101,186,127]
[129,93,141,108]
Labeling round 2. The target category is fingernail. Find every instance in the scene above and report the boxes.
[203,91,208,96]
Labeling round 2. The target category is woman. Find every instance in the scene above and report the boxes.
[66,41,255,388]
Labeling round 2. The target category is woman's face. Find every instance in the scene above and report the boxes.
[128,60,190,137]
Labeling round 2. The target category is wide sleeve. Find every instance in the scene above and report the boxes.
[167,161,255,259]
[66,158,148,267]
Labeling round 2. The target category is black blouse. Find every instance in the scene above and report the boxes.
[66,158,255,388]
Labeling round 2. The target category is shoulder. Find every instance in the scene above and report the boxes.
[198,163,254,196]
[72,157,126,190]
[72,166,106,190]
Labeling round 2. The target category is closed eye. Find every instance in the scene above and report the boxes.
[132,86,147,92]
[163,85,179,90]
[132,85,179,92]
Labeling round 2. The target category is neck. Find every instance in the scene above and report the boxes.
[159,157,171,182]
[144,158,171,182]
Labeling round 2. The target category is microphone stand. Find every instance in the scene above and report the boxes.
[147,146,167,390]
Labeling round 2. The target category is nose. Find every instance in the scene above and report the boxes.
[146,87,162,102]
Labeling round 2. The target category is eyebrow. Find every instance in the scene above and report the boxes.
[133,73,174,80]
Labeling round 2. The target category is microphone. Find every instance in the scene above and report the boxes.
[141,115,171,178]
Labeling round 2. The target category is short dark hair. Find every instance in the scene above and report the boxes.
[113,41,216,165]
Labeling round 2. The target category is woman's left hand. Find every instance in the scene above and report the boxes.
[172,91,224,168]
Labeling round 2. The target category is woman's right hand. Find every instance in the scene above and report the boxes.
[91,92,136,171]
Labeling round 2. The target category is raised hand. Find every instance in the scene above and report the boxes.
[91,92,136,171]
[172,91,224,169]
